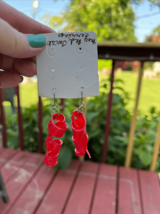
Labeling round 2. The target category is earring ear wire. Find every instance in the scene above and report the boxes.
[44,88,68,169]
[50,88,60,115]
[78,87,85,114]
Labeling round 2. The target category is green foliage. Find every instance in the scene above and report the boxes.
[86,77,160,171]
[98,59,112,71]
[43,0,137,42]
[6,105,39,151]
[55,146,72,170]
[152,26,160,35]
[5,77,160,171]
[144,61,153,70]
[126,64,133,71]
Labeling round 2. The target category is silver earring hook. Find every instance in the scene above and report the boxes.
[53,88,56,106]
[50,88,60,116]
[81,88,83,104]
[78,87,85,114]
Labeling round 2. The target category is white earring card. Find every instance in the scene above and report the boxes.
[36,31,99,98]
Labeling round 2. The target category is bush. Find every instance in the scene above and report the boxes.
[126,64,133,71]
[6,77,160,171]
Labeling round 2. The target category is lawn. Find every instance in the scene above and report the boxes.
[116,72,160,115]
[3,72,160,116]
[99,72,160,115]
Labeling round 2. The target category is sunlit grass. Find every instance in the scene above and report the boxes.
[3,72,160,116]
[115,72,160,115]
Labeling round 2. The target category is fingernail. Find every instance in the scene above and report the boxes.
[27,35,46,47]
[20,76,24,83]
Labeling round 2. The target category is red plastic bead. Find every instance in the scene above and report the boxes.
[48,113,68,138]
[71,110,91,158]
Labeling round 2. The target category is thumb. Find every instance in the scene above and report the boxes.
[0,18,47,58]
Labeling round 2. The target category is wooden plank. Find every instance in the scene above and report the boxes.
[16,86,24,150]
[139,170,160,214]
[98,41,160,48]
[38,96,43,153]
[1,151,31,183]
[0,147,4,154]
[118,167,142,214]
[150,120,160,171]
[0,88,7,147]
[91,164,117,214]
[8,165,56,214]
[102,60,115,163]
[64,161,98,214]
[60,98,65,112]
[125,62,144,167]
[36,160,80,214]
[0,153,43,214]
[0,148,18,168]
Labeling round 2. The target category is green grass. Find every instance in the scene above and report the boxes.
[3,72,160,116]
[3,83,38,116]
[117,72,160,114]
[19,83,39,107]
[100,72,160,115]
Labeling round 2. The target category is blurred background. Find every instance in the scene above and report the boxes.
[1,0,160,171]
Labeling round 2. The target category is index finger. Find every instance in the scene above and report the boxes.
[0,1,55,34]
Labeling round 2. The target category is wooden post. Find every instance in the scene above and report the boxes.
[60,99,64,112]
[38,96,43,153]
[79,97,87,162]
[125,61,144,168]
[16,86,24,150]
[83,97,87,118]
[150,120,160,171]
[101,60,116,163]
[0,89,7,147]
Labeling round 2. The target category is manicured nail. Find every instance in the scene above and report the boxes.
[20,76,24,83]
[27,35,46,47]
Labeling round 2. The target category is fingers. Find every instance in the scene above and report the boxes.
[0,54,37,77]
[14,59,37,77]
[0,18,47,58]
[0,1,55,34]
[0,71,23,88]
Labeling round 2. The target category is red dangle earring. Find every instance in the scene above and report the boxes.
[44,89,68,169]
[71,88,91,158]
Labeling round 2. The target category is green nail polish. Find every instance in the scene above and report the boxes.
[27,35,46,47]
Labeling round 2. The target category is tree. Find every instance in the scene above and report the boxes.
[145,26,160,42]
[152,26,160,35]
[43,0,137,42]
[131,0,160,7]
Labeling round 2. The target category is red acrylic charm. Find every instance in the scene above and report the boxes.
[71,110,91,158]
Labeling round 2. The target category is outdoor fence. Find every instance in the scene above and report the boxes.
[0,42,160,171]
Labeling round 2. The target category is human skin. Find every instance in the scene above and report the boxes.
[0,1,55,88]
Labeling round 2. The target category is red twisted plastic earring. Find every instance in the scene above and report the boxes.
[71,89,91,158]
[71,110,91,158]
[44,92,68,169]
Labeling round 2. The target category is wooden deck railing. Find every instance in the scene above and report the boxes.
[0,42,160,172]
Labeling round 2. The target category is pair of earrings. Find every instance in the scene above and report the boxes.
[44,89,91,169]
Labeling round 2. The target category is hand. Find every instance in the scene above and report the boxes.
[0,1,55,88]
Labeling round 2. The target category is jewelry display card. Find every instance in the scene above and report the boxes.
[36,31,99,98]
